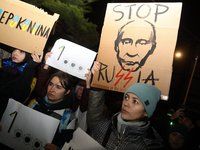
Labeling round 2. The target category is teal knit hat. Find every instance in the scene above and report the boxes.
[124,83,161,118]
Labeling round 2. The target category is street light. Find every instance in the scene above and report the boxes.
[175,52,181,57]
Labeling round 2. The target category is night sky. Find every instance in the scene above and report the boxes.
[86,0,200,115]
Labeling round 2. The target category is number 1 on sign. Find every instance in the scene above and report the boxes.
[8,111,18,133]
[57,46,65,61]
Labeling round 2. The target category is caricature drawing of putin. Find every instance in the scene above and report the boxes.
[114,20,156,72]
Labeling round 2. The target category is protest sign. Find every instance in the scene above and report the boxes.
[91,3,182,100]
[62,127,105,150]
[0,0,59,55]
[46,39,97,80]
[0,99,60,150]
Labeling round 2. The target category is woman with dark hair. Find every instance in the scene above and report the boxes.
[28,71,76,150]
[0,48,43,120]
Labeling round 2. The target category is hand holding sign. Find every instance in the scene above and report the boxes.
[46,39,97,80]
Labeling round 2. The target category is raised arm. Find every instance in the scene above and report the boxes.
[35,52,52,97]
[86,61,107,132]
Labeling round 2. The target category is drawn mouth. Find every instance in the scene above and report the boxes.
[125,61,135,65]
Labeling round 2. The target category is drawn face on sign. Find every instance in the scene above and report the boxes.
[114,20,156,72]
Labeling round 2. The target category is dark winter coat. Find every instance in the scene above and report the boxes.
[87,90,164,150]
[0,58,38,120]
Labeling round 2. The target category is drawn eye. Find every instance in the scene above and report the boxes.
[121,38,133,45]
[135,39,149,46]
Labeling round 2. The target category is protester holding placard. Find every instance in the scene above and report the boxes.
[0,48,42,120]
[28,70,76,150]
[24,52,76,150]
[87,75,164,149]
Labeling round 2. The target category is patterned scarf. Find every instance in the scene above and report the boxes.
[43,95,64,109]
[1,58,28,73]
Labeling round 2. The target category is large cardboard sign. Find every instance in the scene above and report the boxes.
[0,0,59,55]
[92,3,182,100]
[62,128,105,150]
[46,39,97,80]
[0,99,60,150]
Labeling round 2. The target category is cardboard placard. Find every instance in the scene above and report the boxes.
[91,3,182,100]
[0,0,59,55]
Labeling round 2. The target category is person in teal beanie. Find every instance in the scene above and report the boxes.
[87,82,163,150]
[123,83,161,119]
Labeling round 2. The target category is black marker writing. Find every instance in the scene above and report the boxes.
[8,111,18,133]
[57,46,65,61]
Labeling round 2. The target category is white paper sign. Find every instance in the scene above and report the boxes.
[46,39,97,80]
[74,106,87,131]
[0,99,60,150]
[62,127,105,150]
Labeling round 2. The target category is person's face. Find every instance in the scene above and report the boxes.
[47,76,69,103]
[121,93,147,123]
[181,117,194,130]
[76,86,84,99]
[12,49,26,63]
[168,132,185,149]
[117,21,155,71]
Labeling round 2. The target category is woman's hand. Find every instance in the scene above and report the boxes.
[43,52,52,70]
[44,143,58,150]
[85,69,92,89]
[91,61,99,74]
[170,109,185,120]
[44,52,53,63]
[85,61,99,89]
[31,51,43,63]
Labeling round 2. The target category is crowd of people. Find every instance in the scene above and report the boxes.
[0,48,199,150]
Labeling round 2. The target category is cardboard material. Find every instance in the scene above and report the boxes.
[0,99,60,150]
[0,0,59,55]
[91,3,182,99]
[46,39,97,80]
